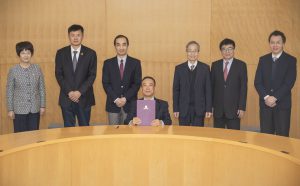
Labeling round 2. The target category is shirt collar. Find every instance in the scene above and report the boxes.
[143,97,155,100]
[117,55,127,63]
[188,61,197,68]
[71,45,81,53]
[272,51,283,59]
[223,58,233,64]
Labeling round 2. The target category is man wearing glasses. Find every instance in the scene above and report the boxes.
[173,41,212,126]
[211,38,248,130]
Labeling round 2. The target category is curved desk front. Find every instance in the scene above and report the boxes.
[0,126,300,186]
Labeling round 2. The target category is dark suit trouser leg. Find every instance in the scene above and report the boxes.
[260,108,275,134]
[14,113,40,133]
[273,108,291,137]
[214,117,226,128]
[179,107,204,127]
[61,103,91,127]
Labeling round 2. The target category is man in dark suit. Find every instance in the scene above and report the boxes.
[102,35,142,125]
[173,41,212,126]
[55,24,97,127]
[211,38,248,130]
[254,30,297,137]
[125,76,172,126]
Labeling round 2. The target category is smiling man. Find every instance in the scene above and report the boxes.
[102,35,142,125]
[254,30,297,137]
[124,76,172,126]
[55,24,97,127]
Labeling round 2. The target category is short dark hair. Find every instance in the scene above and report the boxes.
[16,41,34,56]
[142,76,156,86]
[68,24,84,34]
[268,30,286,43]
[114,35,129,46]
[186,41,200,52]
[219,38,235,50]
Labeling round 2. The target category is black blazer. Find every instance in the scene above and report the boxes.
[102,56,142,113]
[211,58,248,119]
[173,61,212,117]
[124,98,172,125]
[55,45,97,108]
[254,51,297,109]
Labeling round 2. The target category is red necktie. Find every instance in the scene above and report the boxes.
[224,61,229,81]
[120,59,124,80]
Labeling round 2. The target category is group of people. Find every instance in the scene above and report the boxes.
[6,24,297,137]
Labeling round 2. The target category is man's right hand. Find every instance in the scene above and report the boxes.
[174,112,179,118]
[132,117,141,125]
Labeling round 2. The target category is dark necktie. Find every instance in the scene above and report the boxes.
[190,65,195,71]
[72,51,78,72]
[120,59,124,80]
[224,61,229,81]
[271,57,278,81]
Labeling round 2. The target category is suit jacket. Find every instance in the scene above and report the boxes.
[6,64,46,114]
[173,61,212,117]
[211,58,248,119]
[124,98,172,125]
[55,45,97,108]
[102,55,142,113]
[254,51,297,109]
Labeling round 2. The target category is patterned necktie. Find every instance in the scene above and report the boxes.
[272,57,278,81]
[224,61,229,81]
[120,59,124,80]
[72,51,78,72]
[190,65,195,71]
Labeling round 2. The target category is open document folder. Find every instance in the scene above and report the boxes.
[137,100,156,125]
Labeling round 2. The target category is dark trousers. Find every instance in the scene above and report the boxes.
[260,107,291,137]
[61,102,91,127]
[179,106,204,126]
[14,112,40,133]
[214,114,240,130]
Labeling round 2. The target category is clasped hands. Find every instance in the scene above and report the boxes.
[115,97,127,107]
[265,96,277,108]
[68,91,81,102]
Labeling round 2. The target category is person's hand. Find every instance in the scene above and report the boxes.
[115,98,122,107]
[73,91,81,102]
[40,108,45,116]
[205,112,212,118]
[119,97,127,107]
[174,112,179,118]
[68,91,79,102]
[151,119,162,126]
[237,110,244,118]
[8,111,15,119]
[132,117,141,125]
[265,96,277,107]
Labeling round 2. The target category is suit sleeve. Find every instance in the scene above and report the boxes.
[205,66,212,112]
[210,63,215,106]
[38,65,46,108]
[102,60,119,102]
[172,67,180,112]
[273,57,297,101]
[238,62,248,110]
[78,51,97,96]
[55,50,72,95]
[124,61,142,101]
[254,58,268,99]
[124,100,137,124]
[161,102,172,125]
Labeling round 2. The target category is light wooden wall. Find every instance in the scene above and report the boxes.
[0,0,299,137]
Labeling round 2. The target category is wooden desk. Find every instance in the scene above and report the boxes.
[0,126,300,186]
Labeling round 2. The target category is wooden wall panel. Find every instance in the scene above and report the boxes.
[0,0,299,137]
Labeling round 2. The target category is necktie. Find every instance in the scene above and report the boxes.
[72,51,78,72]
[120,59,124,80]
[190,65,195,71]
[224,61,229,81]
[271,57,278,81]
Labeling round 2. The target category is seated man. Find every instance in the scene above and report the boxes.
[125,76,172,126]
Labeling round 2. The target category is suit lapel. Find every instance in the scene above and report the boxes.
[74,45,86,74]
[184,61,191,87]
[112,56,122,81]
[225,59,236,82]
[122,56,132,82]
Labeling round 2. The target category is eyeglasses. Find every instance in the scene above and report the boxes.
[221,47,234,52]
